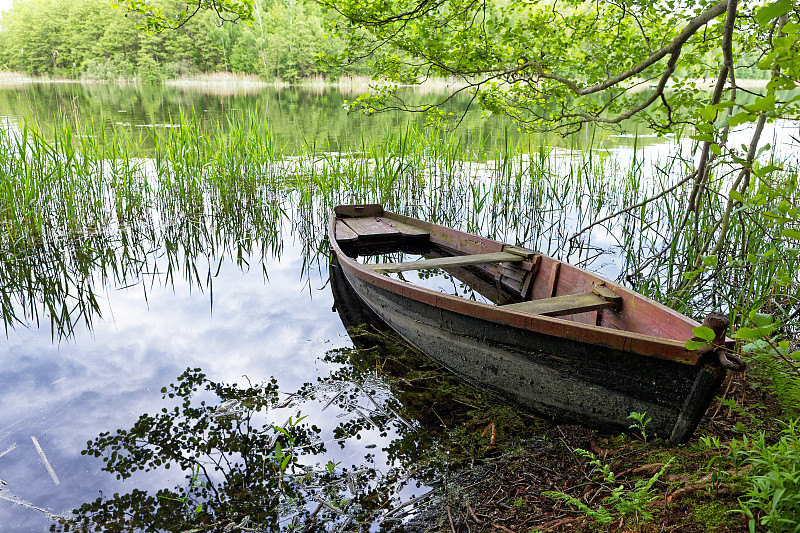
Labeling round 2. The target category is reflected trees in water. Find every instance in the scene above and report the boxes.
[55,320,537,531]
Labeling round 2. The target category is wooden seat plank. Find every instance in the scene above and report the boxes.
[342,217,401,240]
[335,220,359,243]
[366,251,525,274]
[380,218,430,238]
[501,286,622,317]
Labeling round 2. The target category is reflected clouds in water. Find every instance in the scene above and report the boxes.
[0,236,351,529]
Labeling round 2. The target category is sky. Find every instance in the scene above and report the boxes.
[0,0,11,14]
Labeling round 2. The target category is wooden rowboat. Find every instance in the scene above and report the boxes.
[329,204,744,444]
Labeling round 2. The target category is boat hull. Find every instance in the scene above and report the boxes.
[329,206,730,444]
[338,265,724,443]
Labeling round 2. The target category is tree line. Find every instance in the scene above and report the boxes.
[0,0,369,82]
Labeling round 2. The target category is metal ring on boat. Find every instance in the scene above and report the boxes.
[717,349,747,372]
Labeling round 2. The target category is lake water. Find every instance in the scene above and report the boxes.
[0,82,797,531]
[0,81,670,154]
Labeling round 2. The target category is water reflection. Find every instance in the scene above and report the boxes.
[0,228,538,532]
[0,83,659,154]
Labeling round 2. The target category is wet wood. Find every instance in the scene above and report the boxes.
[342,217,401,240]
[592,284,622,302]
[334,204,384,217]
[366,251,526,274]
[335,220,359,243]
[502,245,537,259]
[501,286,621,317]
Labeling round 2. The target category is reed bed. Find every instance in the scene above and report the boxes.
[0,110,797,340]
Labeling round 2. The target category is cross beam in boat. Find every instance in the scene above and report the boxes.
[366,251,528,274]
[501,285,622,317]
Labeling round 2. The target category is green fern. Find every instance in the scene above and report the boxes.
[543,449,672,527]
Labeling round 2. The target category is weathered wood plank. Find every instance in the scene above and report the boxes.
[342,217,401,240]
[380,218,430,238]
[502,245,537,259]
[366,251,526,274]
[501,287,620,317]
[593,284,621,302]
[335,220,359,244]
[335,204,384,217]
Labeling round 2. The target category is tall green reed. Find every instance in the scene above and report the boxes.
[1,108,796,342]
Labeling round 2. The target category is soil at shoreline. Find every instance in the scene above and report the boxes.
[400,371,780,533]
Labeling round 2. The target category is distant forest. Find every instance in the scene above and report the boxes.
[0,0,770,84]
[0,0,370,82]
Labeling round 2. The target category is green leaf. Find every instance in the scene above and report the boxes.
[734,327,765,340]
[702,255,718,267]
[755,0,793,28]
[750,312,774,328]
[697,106,716,122]
[692,325,717,342]
[730,190,745,202]
[742,340,771,353]
[744,92,777,113]
[685,339,709,350]
[728,112,756,127]
[782,228,800,240]
[753,164,782,177]
[766,76,797,91]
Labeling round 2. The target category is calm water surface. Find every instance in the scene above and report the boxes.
[1,82,798,531]
[0,82,667,154]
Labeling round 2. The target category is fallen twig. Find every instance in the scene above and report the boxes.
[466,501,482,524]
[300,502,324,533]
[381,488,436,521]
[616,462,667,478]
[446,505,457,533]
[0,443,18,459]
[543,517,582,531]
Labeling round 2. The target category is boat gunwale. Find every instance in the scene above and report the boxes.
[328,210,705,366]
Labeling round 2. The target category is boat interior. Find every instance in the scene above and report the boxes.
[334,204,631,330]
